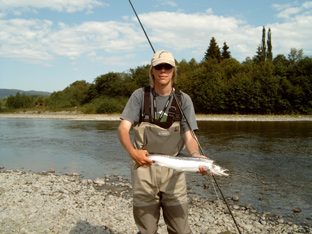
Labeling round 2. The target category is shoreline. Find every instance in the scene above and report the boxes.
[0,169,311,234]
[1,111,312,121]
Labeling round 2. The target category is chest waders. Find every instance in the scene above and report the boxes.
[133,86,185,156]
[131,87,191,234]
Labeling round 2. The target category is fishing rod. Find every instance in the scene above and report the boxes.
[128,0,155,53]
[128,1,242,233]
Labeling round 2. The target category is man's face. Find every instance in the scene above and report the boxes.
[152,63,174,87]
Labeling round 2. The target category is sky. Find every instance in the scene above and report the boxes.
[0,0,312,93]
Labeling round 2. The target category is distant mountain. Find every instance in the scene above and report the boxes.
[0,89,51,99]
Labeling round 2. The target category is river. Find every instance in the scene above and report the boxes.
[0,118,311,225]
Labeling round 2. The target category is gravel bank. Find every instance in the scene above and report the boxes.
[0,112,312,122]
[1,170,311,234]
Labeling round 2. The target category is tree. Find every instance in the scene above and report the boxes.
[221,42,231,60]
[273,54,289,77]
[47,81,90,107]
[188,58,198,68]
[204,37,222,62]
[267,28,273,61]
[94,72,124,97]
[288,48,304,64]
[129,65,150,89]
[253,45,263,63]
[220,58,241,80]
[261,26,267,61]
[67,80,90,105]
[253,26,269,63]
[6,92,34,109]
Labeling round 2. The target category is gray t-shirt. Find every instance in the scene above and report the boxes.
[120,87,198,132]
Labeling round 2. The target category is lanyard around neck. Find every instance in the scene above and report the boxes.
[153,90,173,122]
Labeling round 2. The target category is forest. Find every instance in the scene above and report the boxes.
[2,28,312,115]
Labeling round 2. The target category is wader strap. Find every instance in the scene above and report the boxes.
[167,88,182,123]
[142,86,151,122]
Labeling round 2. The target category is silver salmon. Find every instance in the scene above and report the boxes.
[148,155,229,176]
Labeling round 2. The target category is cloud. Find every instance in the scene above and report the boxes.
[1,1,311,67]
[159,0,177,7]
[0,12,7,18]
[134,2,312,60]
[0,18,55,64]
[269,14,312,55]
[272,3,294,11]
[276,6,301,19]
[273,1,312,20]
[205,8,213,14]
[0,0,106,13]
[269,1,312,55]
[0,18,145,65]
[88,53,137,66]
[136,11,257,60]
[303,1,312,9]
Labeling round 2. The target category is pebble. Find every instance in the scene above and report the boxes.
[0,170,311,234]
[232,195,239,202]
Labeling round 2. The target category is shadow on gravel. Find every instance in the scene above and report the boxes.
[69,220,115,234]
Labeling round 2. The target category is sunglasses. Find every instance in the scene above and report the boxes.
[154,63,173,70]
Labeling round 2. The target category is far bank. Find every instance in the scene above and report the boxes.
[1,112,312,122]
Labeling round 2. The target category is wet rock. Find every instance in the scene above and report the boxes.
[293,208,302,214]
[243,224,253,231]
[232,195,239,202]
[49,168,55,173]
[203,183,209,189]
[278,218,285,224]
[93,178,105,185]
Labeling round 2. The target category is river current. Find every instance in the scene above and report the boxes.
[0,118,311,225]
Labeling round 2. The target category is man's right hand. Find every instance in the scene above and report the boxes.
[130,149,153,167]
[118,120,153,167]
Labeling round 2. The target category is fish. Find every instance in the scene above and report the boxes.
[148,155,229,176]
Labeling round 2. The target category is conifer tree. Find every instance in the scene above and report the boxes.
[205,37,222,62]
[221,42,231,60]
[267,28,273,61]
[253,26,270,63]
[261,26,267,62]
[253,45,263,63]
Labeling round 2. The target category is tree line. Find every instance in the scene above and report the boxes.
[2,27,312,115]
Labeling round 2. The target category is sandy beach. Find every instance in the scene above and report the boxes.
[1,111,312,122]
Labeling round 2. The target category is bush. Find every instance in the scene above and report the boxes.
[83,97,128,114]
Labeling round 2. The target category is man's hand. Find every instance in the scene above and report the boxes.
[192,153,210,176]
[130,149,153,167]
[197,165,208,175]
[118,120,153,168]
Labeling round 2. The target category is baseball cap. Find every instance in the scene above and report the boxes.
[151,50,176,67]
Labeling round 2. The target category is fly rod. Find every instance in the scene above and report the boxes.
[128,1,242,233]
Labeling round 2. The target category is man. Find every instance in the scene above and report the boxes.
[118,50,207,234]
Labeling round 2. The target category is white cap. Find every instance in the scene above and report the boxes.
[151,50,175,67]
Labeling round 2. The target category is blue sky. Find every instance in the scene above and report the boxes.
[0,0,311,93]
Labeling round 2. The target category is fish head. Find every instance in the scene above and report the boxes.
[211,164,229,176]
